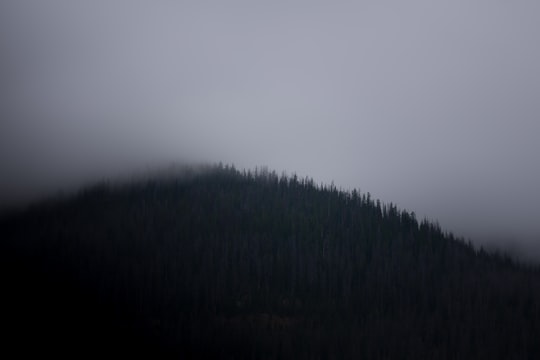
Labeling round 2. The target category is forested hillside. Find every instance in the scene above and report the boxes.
[2,164,540,359]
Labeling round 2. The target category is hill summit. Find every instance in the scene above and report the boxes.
[1,164,539,358]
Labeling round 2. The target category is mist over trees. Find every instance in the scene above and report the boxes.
[2,164,540,358]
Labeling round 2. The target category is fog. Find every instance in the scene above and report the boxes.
[1,0,540,253]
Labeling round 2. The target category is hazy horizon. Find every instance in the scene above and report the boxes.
[2,0,540,256]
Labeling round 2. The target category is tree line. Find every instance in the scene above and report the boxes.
[1,164,539,358]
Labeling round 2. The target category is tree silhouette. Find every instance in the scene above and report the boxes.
[1,164,540,358]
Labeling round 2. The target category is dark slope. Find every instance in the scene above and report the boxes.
[1,164,540,358]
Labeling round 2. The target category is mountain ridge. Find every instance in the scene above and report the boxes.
[1,163,539,358]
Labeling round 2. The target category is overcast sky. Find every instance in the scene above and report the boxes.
[1,0,540,250]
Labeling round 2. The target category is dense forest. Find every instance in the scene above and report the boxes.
[1,164,540,359]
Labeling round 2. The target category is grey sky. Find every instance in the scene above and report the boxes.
[1,0,540,250]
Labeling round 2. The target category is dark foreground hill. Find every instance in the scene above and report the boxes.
[1,164,540,359]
